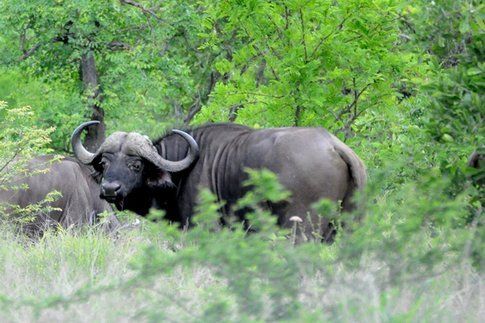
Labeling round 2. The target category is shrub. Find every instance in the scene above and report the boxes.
[0,101,56,229]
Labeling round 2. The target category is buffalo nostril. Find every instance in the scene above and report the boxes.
[102,182,121,196]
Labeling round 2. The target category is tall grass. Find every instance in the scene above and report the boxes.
[0,222,482,322]
[1,167,483,322]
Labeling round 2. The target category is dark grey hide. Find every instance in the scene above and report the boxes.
[73,122,366,241]
[468,150,484,187]
[468,150,484,169]
[0,155,120,236]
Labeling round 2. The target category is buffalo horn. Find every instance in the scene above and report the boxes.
[150,129,199,172]
[71,121,100,164]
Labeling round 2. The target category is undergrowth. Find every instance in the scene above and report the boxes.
[0,166,482,322]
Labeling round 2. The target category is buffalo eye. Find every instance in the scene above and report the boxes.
[129,160,143,172]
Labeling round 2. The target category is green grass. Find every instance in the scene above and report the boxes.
[0,221,482,322]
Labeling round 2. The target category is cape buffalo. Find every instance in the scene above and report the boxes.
[0,155,120,236]
[72,121,366,241]
[468,150,484,187]
[468,150,484,169]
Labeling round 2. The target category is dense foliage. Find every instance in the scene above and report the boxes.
[0,0,483,321]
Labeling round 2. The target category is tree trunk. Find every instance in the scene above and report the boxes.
[80,50,105,151]
[294,105,302,126]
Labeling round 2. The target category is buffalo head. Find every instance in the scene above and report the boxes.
[71,121,199,211]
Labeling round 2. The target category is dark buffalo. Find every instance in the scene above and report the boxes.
[0,155,120,236]
[72,122,366,241]
[468,150,484,187]
[468,150,484,169]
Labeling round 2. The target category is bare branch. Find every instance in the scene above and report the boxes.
[183,95,202,126]
[294,105,303,126]
[19,30,27,54]
[335,82,373,122]
[184,71,220,125]
[227,100,267,123]
[119,0,162,21]
[228,104,243,122]
[19,43,42,61]
[284,5,290,30]
[0,146,22,176]
[225,91,284,99]
[107,41,132,51]
[18,28,72,61]
[255,59,267,86]
[397,13,416,34]
[310,13,352,59]
[299,9,308,63]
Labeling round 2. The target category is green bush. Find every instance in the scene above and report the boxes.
[0,101,56,226]
[0,167,480,321]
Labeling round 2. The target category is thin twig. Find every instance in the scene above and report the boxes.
[19,43,42,61]
[119,0,163,21]
[310,13,352,59]
[0,146,22,175]
[299,9,308,62]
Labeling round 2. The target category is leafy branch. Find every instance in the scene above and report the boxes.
[119,0,163,21]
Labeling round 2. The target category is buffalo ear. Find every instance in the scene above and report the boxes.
[146,170,173,189]
[91,155,104,172]
[89,156,103,183]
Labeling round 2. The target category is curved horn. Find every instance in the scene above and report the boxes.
[71,121,100,164]
[152,130,199,172]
